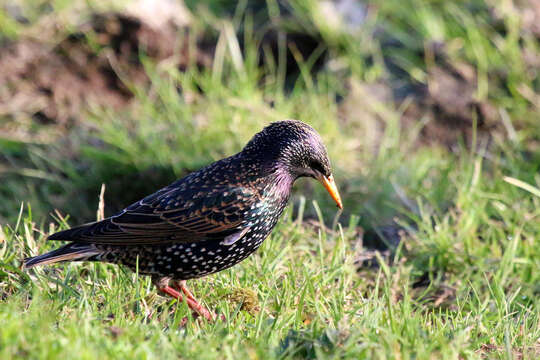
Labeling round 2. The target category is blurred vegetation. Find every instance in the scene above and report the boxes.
[0,0,538,227]
[0,0,539,358]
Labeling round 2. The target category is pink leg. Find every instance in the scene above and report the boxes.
[172,280,225,321]
[154,278,215,321]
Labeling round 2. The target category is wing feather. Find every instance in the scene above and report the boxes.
[48,185,259,245]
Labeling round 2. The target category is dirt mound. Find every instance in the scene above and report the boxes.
[0,11,210,132]
[340,49,501,149]
[404,61,500,147]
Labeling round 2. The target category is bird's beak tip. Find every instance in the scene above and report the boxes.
[319,174,343,210]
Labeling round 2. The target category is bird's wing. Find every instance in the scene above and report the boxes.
[48,185,259,245]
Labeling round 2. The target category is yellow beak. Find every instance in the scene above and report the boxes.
[317,174,343,209]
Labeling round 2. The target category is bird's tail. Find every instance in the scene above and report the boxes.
[23,243,102,269]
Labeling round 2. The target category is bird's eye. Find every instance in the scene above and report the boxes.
[310,161,326,175]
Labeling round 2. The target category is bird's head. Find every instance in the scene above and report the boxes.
[243,120,343,209]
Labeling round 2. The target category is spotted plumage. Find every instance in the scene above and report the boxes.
[23,119,342,320]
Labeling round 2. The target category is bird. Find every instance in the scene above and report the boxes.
[23,119,343,321]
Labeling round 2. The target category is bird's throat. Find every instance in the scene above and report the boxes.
[267,167,295,201]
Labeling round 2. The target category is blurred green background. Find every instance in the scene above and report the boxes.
[1,0,537,229]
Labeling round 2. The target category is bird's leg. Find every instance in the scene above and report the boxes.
[172,280,197,303]
[171,280,216,321]
[153,277,214,321]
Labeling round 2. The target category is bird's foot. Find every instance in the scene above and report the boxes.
[156,284,215,321]
[153,277,224,322]
[171,280,225,321]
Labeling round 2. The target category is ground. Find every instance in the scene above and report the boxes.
[0,0,539,359]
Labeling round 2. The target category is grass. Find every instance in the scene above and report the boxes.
[1,0,539,358]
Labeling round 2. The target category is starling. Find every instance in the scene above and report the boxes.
[24,120,342,321]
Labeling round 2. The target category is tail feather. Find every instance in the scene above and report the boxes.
[46,222,98,241]
[24,243,102,269]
